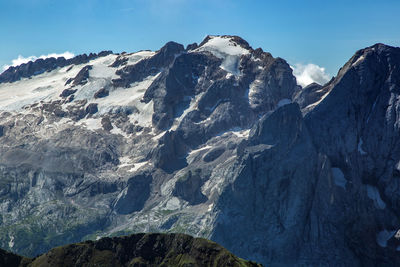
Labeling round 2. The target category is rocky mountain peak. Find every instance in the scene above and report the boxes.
[336,43,400,81]
[198,35,253,51]
[195,35,252,62]
[0,36,298,263]
[1,37,400,266]
[293,43,400,115]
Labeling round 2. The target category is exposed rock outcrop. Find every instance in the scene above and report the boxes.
[1,37,400,266]
[0,233,261,267]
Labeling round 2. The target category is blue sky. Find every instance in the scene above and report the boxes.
[1,0,399,79]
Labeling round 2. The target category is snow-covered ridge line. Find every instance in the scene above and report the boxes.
[0,50,113,83]
[196,35,251,57]
[2,51,75,72]
[0,49,159,112]
[0,54,116,112]
[193,35,251,76]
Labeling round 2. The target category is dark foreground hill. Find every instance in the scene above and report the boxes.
[0,233,261,267]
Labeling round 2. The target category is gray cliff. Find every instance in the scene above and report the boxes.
[0,37,399,266]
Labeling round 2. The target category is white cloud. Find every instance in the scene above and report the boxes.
[291,63,330,87]
[2,51,75,71]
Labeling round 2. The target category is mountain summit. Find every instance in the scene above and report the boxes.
[0,36,400,266]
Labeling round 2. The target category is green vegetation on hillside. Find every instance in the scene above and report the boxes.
[0,233,262,267]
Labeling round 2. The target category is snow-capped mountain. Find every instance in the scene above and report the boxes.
[0,36,400,266]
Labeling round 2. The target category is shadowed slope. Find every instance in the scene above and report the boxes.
[0,233,262,267]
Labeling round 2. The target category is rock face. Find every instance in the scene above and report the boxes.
[300,43,400,265]
[293,82,324,109]
[172,169,207,205]
[211,103,329,265]
[0,36,400,266]
[0,233,261,267]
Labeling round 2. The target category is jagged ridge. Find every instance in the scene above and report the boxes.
[0,51,112,83]
[1,36,400,266]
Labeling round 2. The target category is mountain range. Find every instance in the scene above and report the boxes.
[0,35,400,266]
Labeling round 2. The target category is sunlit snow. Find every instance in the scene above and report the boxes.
[358,138,367,155]
[277,98,292,107]
[377,229,396,247]
[366,185,386,209]
[194,36,250,76]
[332,168,347,189]
[352,55,365,67]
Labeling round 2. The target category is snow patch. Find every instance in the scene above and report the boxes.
[152,131,167,141]
[277,98,292,108]
[352,55,365,67]
[231,128,250,138]
[0,51,158,126]
[395,229,400,239]
[377,229,396,247]
[358,138,367,155]
[38,118,76,136]
[89,54,119,79]
[248,79,262,107]
[366,97,378,124]
[76,118,102,131]
[72,55,119,102]
[0,65,81,111]
[304,89,331,110]
[118,156,132,168]
[198,36,250,57]
[170,92,205,131]
[8,235,14,249]
[0,54,121,112]
[129,161,149,172]
[201,156,238,196]
[125,50,155,65]
[366,185,386,209]
[332,168,347,188]
[194,36,250,76]
[207,203,214,212]
[188,145,212,157]
[165,197,181,210]
[95,73,160,127]
[118,157,149,172]
[111,126,129,138]
[220,55,241,76]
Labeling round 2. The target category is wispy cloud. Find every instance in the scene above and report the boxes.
[2,51,75,71]
[291,63,330,87]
